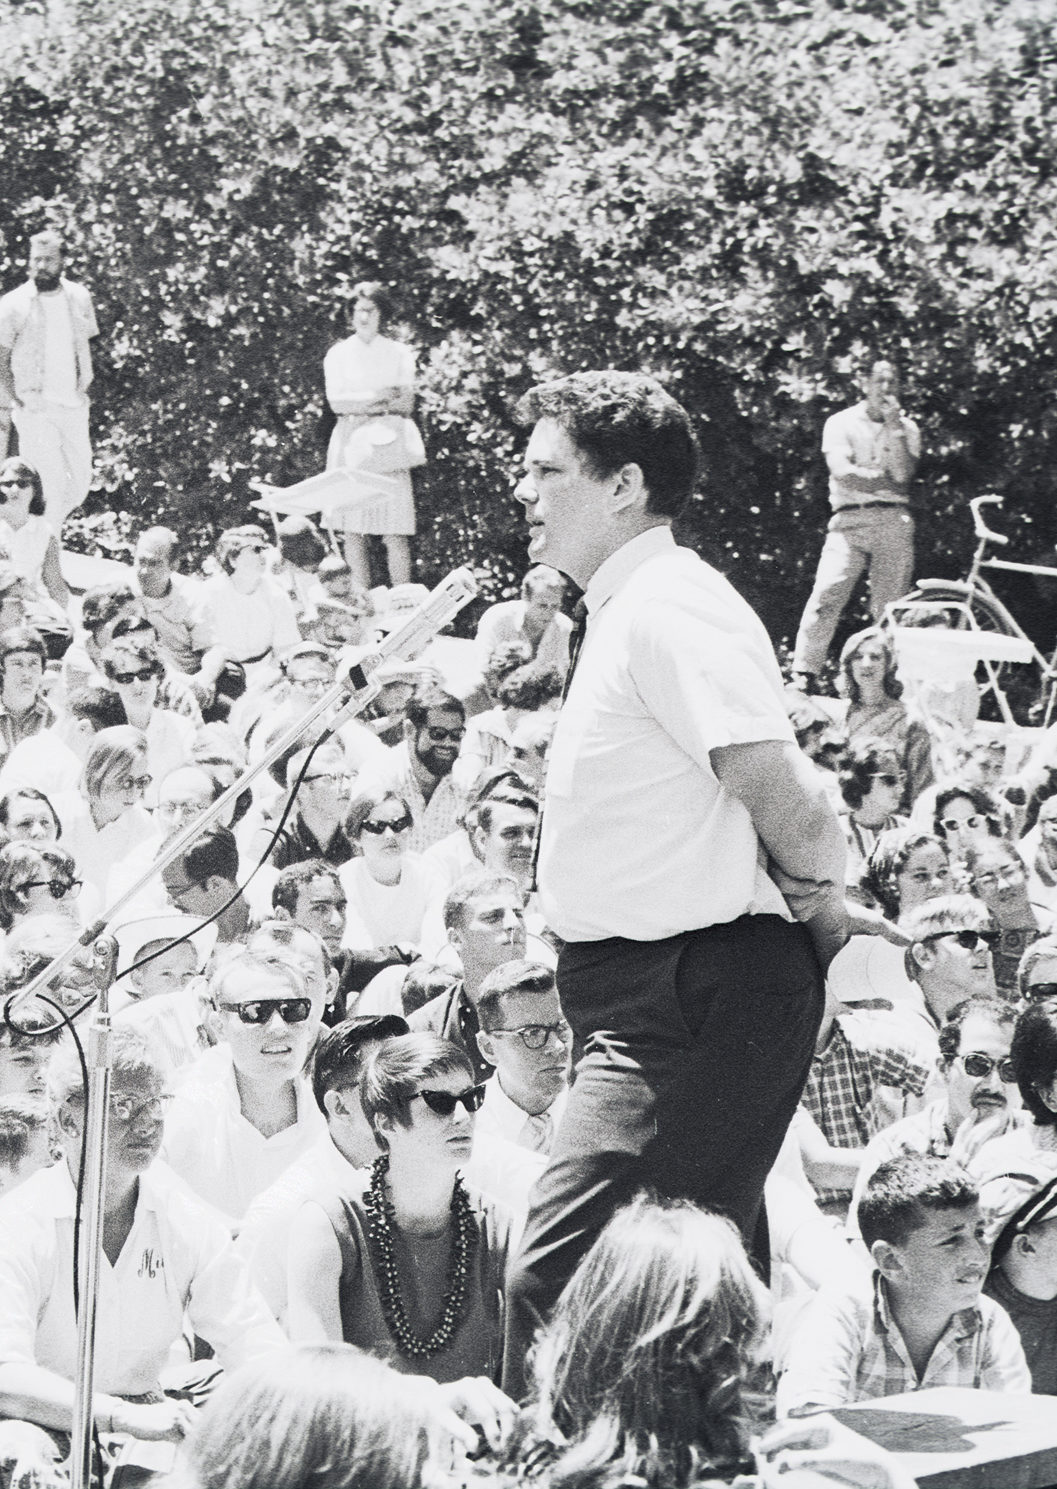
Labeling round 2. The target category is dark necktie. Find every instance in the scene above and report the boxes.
[530,596,587,891]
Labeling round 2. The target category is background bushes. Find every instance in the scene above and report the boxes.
[2,0,1056,649]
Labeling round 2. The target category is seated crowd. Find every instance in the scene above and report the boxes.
[1,488,1057,1486]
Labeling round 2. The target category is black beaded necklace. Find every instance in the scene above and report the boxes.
[363,1153,477,1360]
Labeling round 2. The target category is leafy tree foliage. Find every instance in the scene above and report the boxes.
[2,0,1056,649]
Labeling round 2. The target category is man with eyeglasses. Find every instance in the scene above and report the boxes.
[163,947,327,1223]
[0,1024,283,1481]
[847,994,1022,1243]
[261,740,353,872]
[359,683,467,853]
[474,961,569,1156]
[899,896,1000,1076]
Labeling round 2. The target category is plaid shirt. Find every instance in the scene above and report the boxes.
[802,1016,931,1206]
[777,1271,1031,1416]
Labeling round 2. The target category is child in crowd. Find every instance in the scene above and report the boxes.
[778,1153,1030,1415]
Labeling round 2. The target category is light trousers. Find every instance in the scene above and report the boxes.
[13,400,92,533]
[793,505,914,675]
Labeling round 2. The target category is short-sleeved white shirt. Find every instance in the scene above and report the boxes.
[539,527,794,942]
[0,1161,282,1395]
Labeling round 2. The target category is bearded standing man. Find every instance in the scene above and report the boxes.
[501,371,848,1395]
[0,231,98,532]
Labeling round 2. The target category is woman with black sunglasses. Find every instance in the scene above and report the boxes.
[338,788,432,953]
[288,1032,512,1385]
[0,840,82,933]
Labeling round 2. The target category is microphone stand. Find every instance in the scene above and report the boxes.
[1,567,478,1489]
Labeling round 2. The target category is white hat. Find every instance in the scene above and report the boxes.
[112,913,218,979]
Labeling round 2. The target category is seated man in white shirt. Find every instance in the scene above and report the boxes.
[162,947,327,1225]
[468,961,571,1223]
[0,1026,282,1477]
[474,960,569,1156]
[474,564,571,673]
[236,1012,409,1325]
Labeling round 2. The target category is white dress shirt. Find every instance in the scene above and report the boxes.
[539,527,794,941]
[475,1076,567,1155]
[0,1161,282,1395]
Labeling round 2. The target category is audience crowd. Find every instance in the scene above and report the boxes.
[0,278,1056,1484]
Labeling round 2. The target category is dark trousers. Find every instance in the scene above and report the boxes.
[501,913,824,1398]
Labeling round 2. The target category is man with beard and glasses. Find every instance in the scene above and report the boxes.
[359,683,467,853]
[846,994,1022,1242]
[0,231,99,532]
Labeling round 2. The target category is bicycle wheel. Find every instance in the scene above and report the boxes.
[891,581,1042,724]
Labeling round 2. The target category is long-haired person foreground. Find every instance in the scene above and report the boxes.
[500,1197,914,1489]
[172,1344,441,1489]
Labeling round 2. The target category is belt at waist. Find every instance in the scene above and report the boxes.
[834,500,909,513]
[237,648,272,666]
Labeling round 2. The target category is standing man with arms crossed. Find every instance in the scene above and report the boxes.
[0,231,98,533]
[792,358,921,692]
[502,370,848,1395]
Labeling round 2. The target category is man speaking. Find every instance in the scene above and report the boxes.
[502,371,848,1393]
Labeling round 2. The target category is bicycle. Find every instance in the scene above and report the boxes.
[887,495,1057,728]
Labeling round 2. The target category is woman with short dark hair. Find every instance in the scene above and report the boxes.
[287,1033,510,1384]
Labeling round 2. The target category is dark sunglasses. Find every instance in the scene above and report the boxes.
[959,1052,1017,1083]
[216,997,312,1025]
[0,479,31,493]
[17,877,81,900]
[924,928,1000,951]
[1025,983,1057,1003]
[361,814,413,835]
[871,773,903,789]
[422,726,465,744]
[416,1084,486,1116]
[112,669,157,686]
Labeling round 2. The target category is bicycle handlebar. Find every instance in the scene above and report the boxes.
[970,494,1009,546]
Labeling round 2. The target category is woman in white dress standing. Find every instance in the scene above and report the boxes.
[324,282,422,590]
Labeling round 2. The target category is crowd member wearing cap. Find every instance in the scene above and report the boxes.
[198,526,300,681]
[133,525,229,707]
[356,683,467,855]
[65,583,201,721]
[0,1026,283,1478]
[474,564,571,674]
[846,995,1021,1241]
[236,1012,408,1325]
[0,626,51,766]
[982,1164,1057,1392]
[0,682,122,800]
[162,947,327,1224]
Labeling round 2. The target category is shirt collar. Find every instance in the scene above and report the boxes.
[873,1271,982,1342]
[583,526,676,616]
